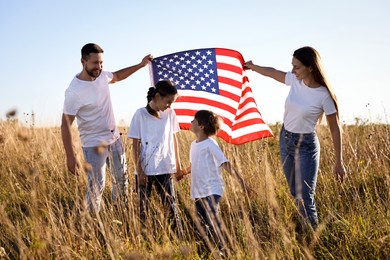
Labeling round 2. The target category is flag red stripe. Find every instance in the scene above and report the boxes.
[234,107,262,121]
[217,63,242,75]
[176,96,237,115]
[218,76,241,89]
[238,96,257,110]
[215,49,245,64]
[218,130,273,145]
[219,89,240,103]
[231,118,267,130]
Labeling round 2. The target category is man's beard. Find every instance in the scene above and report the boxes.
[86,68,102,78]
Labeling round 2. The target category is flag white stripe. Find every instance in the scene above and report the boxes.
[216,55,242,67]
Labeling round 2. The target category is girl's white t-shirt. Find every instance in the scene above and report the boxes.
[190,138,228,200]
[284,71,337,133]
[128,107,179,175]
[63,71,119,147]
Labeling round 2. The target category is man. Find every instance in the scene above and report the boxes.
[61,43,152,213]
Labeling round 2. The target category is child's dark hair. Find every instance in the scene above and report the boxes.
[146,80,178,118]
[194,110,222,136]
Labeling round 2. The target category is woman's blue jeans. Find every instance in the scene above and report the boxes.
[279,125,320,228]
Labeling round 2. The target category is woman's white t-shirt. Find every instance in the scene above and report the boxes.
[284,71,337,133]
[190,138,228,200]
[128,107,179,175]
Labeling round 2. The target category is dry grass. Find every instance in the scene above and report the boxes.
[0,120,389,259]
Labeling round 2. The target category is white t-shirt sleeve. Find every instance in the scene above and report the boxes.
[63,89,80,115]
[285,71,295,86]
[128,109,141,139]
[209,139,228,167]
[104,71,114,82]
[171,109,180,133]
[323,95,337,115]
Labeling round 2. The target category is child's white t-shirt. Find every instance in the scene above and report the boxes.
[128,107,179,175]
[190,138,228,200]
[284,71,337,133]
[63,71,119,147]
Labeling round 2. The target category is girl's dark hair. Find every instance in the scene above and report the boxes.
[194,110,222,136]
[146,80,178,117]
[81,43,104,60]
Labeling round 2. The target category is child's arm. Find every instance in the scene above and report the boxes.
[221,161,250,195]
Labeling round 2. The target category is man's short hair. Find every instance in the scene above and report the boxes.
[81,43,104,60]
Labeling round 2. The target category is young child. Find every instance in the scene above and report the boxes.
[128,80,183,237]
[178,110,249,255]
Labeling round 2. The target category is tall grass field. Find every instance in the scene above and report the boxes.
[0,120,389,259]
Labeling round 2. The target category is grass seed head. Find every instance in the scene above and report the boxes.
[6,109,17,119]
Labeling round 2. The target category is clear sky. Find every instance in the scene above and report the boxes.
[1,0,389,127]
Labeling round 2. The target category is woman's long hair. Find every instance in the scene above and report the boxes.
[293,46,339,119]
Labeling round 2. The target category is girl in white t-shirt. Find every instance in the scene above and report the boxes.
[178,110,249,256]
[128,80,183,237]
[244,46,347,229]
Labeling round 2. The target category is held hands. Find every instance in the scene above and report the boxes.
[175,167,190,182]
[175,170,184,182]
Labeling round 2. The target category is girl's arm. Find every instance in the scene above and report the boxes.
[173,133,183,179]
[244,60,286,84]
[326,113,347,182]
[131,138,147,186]
[221,161,250,195]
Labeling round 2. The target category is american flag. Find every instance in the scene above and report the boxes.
[149,48,273,144]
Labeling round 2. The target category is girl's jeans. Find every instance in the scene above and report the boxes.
[82,138,128,213]
[137,174,184,238]
[279,125,320,228]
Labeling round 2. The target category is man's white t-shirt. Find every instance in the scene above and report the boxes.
[190,138,228,200]
[63,71,119,147]
[128,107,179,175]
[284,71,337,133]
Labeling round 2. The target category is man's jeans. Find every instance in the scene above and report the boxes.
[279,125,320,228]
[82,138,128,213]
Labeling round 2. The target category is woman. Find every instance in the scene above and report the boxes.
[244,46,346,229]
